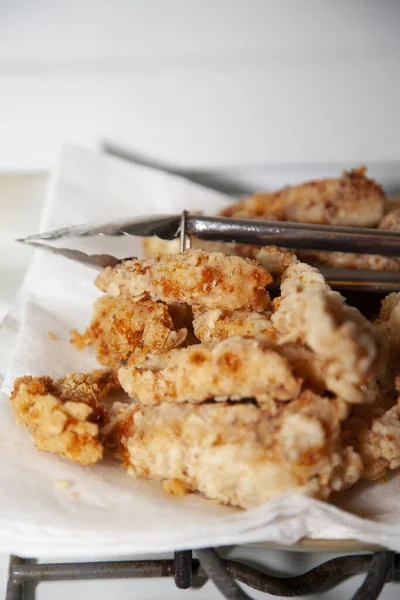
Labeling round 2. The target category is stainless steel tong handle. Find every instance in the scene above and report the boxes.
[17,212,400,293]
[18,213,400,257]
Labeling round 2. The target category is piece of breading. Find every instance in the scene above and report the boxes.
[341,370,400,479]
[296,207,400,273]
[278,345,327,395]
[220,167,385,227]
[118,337,302,412]
[375,292,400,369]
[272,262,387,403]
[141,237,297,279]
[379,207,400,231]
[278,261,330,299]
[103,391,361,509]
[70,296,187,367]
[296,249,400,273]
[344,406,400,480]
[9,371,116,464]
[95,249,271,312]
[192,307,277,344]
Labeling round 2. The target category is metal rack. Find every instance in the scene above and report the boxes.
[6,549,397,600]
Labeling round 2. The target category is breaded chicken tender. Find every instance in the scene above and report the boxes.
[272,263,386,403]
[220,167,385,227]
[379,207,400,231]
[70,297,187,367]
[118,337,302,412]
[192,307,277,344]
[297,207,400,273]
[296,249,400,273]
[10,371,116,464]
[343,405,400,480]
[96,249,271,312]
[375,292,400,369]
[142,238,297,279]
[103,391,361,508]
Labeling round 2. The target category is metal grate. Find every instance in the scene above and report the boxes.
[5,549,397,600]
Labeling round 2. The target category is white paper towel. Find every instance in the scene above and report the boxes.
[2,144,400,558]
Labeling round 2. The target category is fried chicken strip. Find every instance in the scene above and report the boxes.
[103,391,361,509]
[118,337,302,412]
[297,207,400,273]
[70,297,187,367]
[10,371,116,464]
[375,292,400,369]
[220,167,385,227]
[272,262,386,403]
[343,402,400,481]
[96,249,271,312]
[192,306,277,344]
[142,237,297,278]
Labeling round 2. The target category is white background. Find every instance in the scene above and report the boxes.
[1,1,400,598]
[0,0,399,172]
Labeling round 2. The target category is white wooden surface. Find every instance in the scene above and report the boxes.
[0,0,399,171]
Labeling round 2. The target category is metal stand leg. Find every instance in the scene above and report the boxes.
[6,556,25,600]
[352,551,394,600]
[196,548,252,600]
[174,551,192,589]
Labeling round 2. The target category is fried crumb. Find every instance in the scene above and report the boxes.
[48,332,58,341]
[70,297,187,367]
[162,479,191,497]
[54,479,71,490]
[10,371,116,465]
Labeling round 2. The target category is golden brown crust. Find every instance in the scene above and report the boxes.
[374,292,400,369]
[296,249,400,272]
[70,297,187,367]
[103,391,361,508]
[192,307,277,344]
[296,208,400,272]
[95,249,272,312]
[10,371,116,464]
[220,167,385,227]
[141,238,297,279]
[272,263,387,403]
[118,337,302,412]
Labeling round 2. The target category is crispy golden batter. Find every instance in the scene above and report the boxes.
[220,167,385,227]
[253,246,298,276]
[375,292,400,369]
[95,249,271,312]
[118,337,302,412]
[70,297,187,367]
[379,207,400,230]
[343,405,400,481]
[296,207,400,272]
[192,307,277,344]
[103,391,361,509]
[279,345,327,395]
[141,237,181,257]
[296,249,400,273]
[9,371,116,464]
[142,238,297,278]
[272,263,386,402]
[341,370,400,479]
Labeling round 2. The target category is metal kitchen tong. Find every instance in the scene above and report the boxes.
[17,211,400,293]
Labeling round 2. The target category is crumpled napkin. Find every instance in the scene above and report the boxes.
[2,143,400,558]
